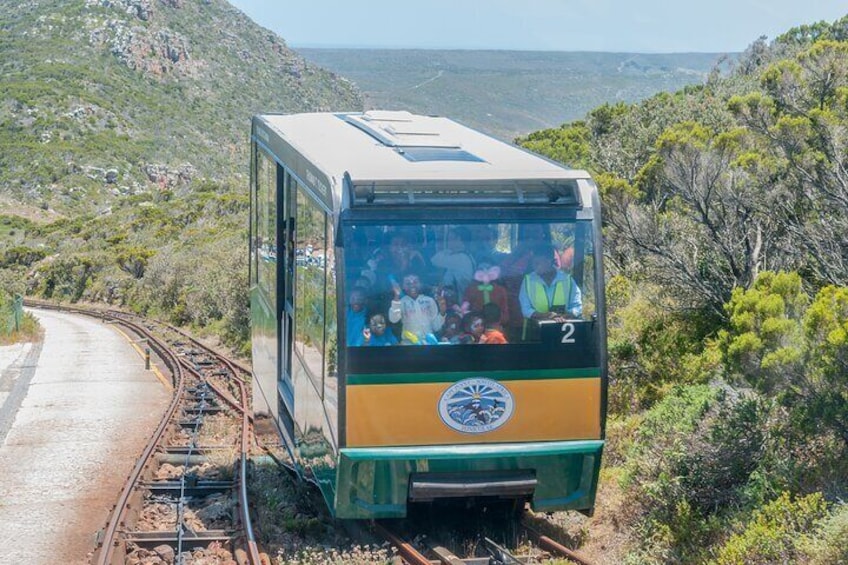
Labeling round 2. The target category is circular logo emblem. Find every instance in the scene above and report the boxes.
[438,378,514,434]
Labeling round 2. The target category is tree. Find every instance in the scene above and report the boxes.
[732,41,848,286]
[115,245,155,279]
[718,271,848,445]
[607,123,794,315]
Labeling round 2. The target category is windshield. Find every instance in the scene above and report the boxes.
[343,220,595,348]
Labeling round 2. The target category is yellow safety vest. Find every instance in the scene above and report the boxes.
[522,274,572,340]
[524,274,570,313]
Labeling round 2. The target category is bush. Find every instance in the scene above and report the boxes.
[620,384,770,563]
[717,271,806,395]
[32,253,106,302]
[711,492,829,565]
[606,276,721,414]
[799,503,848,565]
[0,246,47,268]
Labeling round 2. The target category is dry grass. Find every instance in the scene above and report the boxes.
[0,311,42,345]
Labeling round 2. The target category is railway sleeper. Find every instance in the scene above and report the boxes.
[178,418,208,428]
[144,479,233,497]
[156,452,235,466]
[183,406,224,415]
[124,530,233,550]
[164,445,234,454]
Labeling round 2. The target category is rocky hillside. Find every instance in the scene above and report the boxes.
[0,0,361,350]
[0,0,362,215]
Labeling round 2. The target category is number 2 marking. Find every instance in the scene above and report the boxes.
[561,322,575,343]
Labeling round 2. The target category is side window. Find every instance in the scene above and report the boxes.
[325,221,338,383]
[250,145,257,285]
[294,183,327,390]
[324,221,338,440]
[255,152,277,298]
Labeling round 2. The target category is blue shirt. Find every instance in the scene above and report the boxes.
[364,331,398,346]
[346,308,367,346]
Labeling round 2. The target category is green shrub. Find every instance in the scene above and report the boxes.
[0,246,47,267]
[620,384,770,562]
[33,253,106,302]
[799,503,848,565]
[606,276,721,414]
[717,271,806,394]
[711,492,829,565]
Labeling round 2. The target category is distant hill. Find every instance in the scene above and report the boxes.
[0,0,362,215]
[298,48,728,140]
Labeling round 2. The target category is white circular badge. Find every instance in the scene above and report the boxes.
[438,378,514,434]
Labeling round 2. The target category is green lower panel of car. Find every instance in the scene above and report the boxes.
[333,440,604,519]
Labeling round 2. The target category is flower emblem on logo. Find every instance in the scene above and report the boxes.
[438,378,514,434]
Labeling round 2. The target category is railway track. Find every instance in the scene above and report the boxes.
[372,514,594,565]
[25,300,265,565]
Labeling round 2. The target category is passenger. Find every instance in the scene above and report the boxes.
[501,224,551,280]
[388,271,447,344]
[435,284,460,316]
[439,312,463,343]
[361,313,398,346]
[430,227,475,297]
[519,245,582,339]
[352,274,374,295]
[501,224,551,338]
[386,231,427,279]
[480,302,508,344]
[470,224,507,266]
[557,246,575,272]
[345,287,368,346]
[454,312,485,344]
[463,262,509,327]
[345,228,371,287]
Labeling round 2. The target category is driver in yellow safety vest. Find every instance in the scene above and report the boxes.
[518,245,582,339]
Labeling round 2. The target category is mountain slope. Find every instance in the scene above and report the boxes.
[0,0,362,349]
[0,0,362,214]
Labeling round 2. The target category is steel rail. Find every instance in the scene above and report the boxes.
[372,521,433,565]
[236,376,262,564]
[522,522,594,565]
[93,317,186,565]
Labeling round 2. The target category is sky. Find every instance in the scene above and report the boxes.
[228,0,847,53]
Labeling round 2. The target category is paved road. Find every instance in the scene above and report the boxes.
[0,308,170,565]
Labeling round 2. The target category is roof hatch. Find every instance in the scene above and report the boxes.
[344,111,460,148]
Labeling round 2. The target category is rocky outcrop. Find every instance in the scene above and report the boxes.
[89,19,193,77]
[86,0,198,78]
[87,0,153,22]
[142,163,197,189]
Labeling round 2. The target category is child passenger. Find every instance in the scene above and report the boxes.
[361,313,398,346]
[463,263,509,327]
[389,271,447,344]
[439,312,462,343]
[345,287,368,346]
[454,312,485,344]
[480,302,508,344]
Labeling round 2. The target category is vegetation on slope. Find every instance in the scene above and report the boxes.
[519,16,848,563]
[0,0,362,352]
